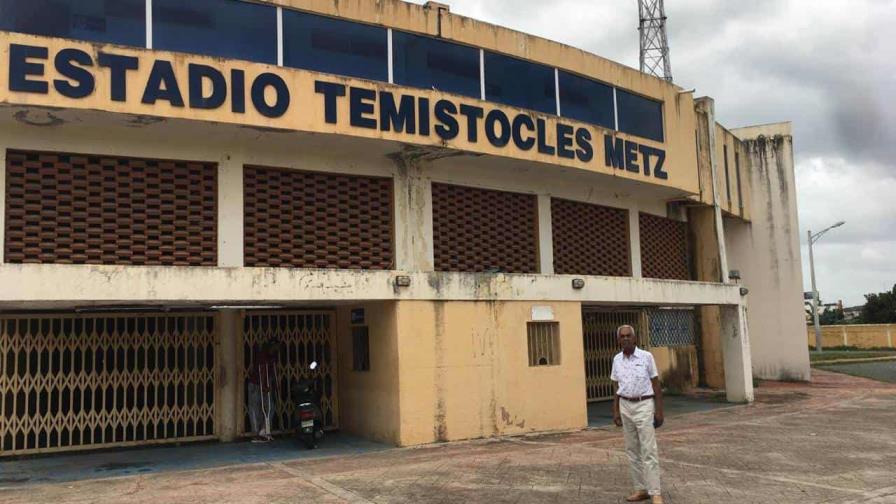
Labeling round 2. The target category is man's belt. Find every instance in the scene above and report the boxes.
[619,394,655,402]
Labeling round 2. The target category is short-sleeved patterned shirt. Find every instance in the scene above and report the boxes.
[610,347,658,398]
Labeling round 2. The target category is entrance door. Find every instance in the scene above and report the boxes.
[0,312,217,456]
[582,309,647,401]
[241,311,338,436]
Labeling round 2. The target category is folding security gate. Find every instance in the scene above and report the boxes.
[240,311,338,436]
[582,309,648,402]
[0,313,217,456]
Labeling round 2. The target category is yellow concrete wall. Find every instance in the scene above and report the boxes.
[715,125,751,221]
[336,302,402,445]
[394,300,586,446]
[0,30,699,195]
[807,325,895,349]
[694,102,751,222]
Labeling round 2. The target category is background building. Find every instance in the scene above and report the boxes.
[0,0,807,456]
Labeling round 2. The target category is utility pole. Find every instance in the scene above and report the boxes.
[638,0,673,81]
[808,230,822,352]
[808,221,846,352]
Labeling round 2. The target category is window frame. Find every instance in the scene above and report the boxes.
[527,321,561,367]
[614,87,665,143]
[281,8,388,82]
[483,51,557,115]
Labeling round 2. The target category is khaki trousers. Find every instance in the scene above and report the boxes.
[620,398,661,496]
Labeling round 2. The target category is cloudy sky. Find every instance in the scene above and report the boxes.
[409,0,895,306]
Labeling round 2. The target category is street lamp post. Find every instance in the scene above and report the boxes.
[808,221,846,352]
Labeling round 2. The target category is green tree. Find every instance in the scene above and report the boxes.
[860,284,896,323]
[819,306,844,325]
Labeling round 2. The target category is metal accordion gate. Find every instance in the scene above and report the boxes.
[582,308,649,402]
[0,312,217,456]
[240,311,338,436]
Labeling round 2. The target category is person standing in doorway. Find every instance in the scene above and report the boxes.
[611,324,665,504]
[248,339,279,443]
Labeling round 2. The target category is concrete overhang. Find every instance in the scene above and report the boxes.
[0,264,745,310]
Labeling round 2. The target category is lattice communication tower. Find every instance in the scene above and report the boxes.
[638,0,673,81]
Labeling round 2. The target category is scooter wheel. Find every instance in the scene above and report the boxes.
[303,434,316,449]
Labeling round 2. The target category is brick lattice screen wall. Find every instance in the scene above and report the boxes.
[431,183,538,273]
[4,150,217,266]
[551,198,630,276]
[639,212,691,280]
[243,166,394,269]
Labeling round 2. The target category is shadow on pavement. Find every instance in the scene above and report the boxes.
[587,394,732,428]
[0,432,390,488]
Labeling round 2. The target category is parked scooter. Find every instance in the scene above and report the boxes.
[293,361,324,449]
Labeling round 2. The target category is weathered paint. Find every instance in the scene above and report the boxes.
[258,0,684,105]
[394,301,586,446]
[215,310,242,442]
[693,101,751,222]
[0,111,724,309]
[715,124,752,221]
[687,206,726,388]
[218,156,245,268]
[651,345,699,391]
[727,123,810,381]
[336,302,402,445]
[0,264,744,308]
[0,32,699,194]
[720,304,754,402]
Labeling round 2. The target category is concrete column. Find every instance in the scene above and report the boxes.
[719,304,754,403]
[218,155,244,268]
[696,97,730,284]
[841,326,848,347]
[537,194,554,275]
[0,147,5,264]
[628,204,642,278]
[393,157,434,272]
[887,325,893,348]
[216,309,242,441]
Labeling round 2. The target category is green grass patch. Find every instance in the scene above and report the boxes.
[809,350,896,363]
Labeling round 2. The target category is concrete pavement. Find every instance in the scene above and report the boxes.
[1,369,894,504]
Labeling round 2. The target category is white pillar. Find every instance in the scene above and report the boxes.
[887,325,893,348]
[0,147,6,264]
[216,309,242,442]
[537,194,554,275]
[720,304,754,403]
[628,204,642,278]
[393,158,433,272]
[841,326,848,347]
[218,155,244,268]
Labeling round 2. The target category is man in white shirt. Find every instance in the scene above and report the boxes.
[611,324,665,504]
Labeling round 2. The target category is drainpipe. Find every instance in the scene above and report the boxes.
[424,1,451,37]
[700,97,730,284]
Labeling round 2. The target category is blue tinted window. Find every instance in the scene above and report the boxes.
[616,89,664,142]
[153,0,276,64]
[0,0,144,47]
[484,52,555,114]
[558,71,614,129]
[283,10,387,82]
[392,31,479,98]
